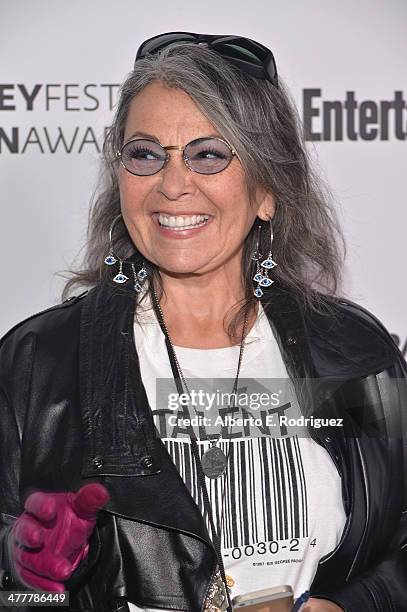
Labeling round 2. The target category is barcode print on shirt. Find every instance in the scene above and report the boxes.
[164,436,308,548]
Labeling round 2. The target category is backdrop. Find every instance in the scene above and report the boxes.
[1,0,406,358]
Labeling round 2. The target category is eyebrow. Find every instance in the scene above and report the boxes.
[124,131,224,145]
[125,131,160,143]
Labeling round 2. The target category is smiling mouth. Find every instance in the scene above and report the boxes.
[155,213,211,230]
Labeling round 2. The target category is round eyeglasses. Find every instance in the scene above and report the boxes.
[116,137,237,176]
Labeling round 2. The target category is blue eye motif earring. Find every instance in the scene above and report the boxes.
[104,213,149,292]
[252,219,277,298]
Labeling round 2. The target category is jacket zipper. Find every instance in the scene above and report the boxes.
[200,561,219,612]
[346,437,369,580]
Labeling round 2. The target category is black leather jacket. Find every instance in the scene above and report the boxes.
[0,279,406,612]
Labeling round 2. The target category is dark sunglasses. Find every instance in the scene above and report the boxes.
[135,31,278,87]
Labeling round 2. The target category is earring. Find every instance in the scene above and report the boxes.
[104,213,149,291]
[131,263,148,293]
[252,219,277,298]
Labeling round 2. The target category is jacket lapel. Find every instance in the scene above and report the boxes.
[263,287,371,583]
[79,279,214,548]
[261,285,320,421]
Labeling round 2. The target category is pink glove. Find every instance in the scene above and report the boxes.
[8,483,109,592]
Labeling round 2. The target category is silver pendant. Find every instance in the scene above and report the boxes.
[201,446,227,479]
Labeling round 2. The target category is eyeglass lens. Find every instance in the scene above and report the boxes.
[120,138,233,175]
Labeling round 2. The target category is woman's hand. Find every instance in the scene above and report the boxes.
[8,483,109,592]
[303,598,343,611]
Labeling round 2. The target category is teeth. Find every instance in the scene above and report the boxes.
[157,214,210,229]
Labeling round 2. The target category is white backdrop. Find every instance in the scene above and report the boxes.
[1,0,406,356]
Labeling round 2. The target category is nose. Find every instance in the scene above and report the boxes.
[157,150,195,200]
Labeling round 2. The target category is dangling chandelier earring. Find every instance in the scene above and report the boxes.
[252,218,277,298]
[104,213,149,291]
[131,262,148,293]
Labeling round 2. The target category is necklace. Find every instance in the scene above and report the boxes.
[151,287,248,478]
[151,287,249,611]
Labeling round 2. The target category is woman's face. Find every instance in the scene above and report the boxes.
[118,81,275,277]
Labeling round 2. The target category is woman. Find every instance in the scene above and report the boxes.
[0,33,406,612]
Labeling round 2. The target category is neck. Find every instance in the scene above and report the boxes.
[152,261,256,349]
[161,268,244,316]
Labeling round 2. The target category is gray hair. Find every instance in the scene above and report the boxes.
[61,43,345,336]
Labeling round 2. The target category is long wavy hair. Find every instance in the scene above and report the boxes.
[61,42,345,339]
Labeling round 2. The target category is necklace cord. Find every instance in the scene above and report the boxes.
[150,287,250,611]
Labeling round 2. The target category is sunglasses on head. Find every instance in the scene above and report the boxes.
[135,31,278,87]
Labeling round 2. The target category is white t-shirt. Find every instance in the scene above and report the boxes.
[127,298,346,611]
